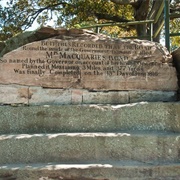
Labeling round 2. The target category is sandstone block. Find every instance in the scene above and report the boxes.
[0,85,28,105]
[29,87,71,105]
[71,89,83,104]
[129,90,177,103]
[83,91,129,104]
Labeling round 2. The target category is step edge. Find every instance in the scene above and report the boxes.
[1,161,180,170]
[1,131,180,139]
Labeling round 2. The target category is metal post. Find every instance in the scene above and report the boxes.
[164,0,170,51]
[95,26,99,33]
[150,22,153,41]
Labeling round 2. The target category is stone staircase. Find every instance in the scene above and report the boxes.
[0,102,180,180]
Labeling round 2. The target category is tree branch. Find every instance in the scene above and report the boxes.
[110,0,139,5]
[95,13,130,22]
[22,2,73,30]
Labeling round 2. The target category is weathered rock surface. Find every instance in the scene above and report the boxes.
[172,47,180,99]
[0,132,179,164]
[0,85,29,105]
[172,47,180,89]
[0,26,62,57]
[0,162,180,180]
[0,102,180,179]
[0,102,180,134]
[172,47,180,74]
[0,85,176,105]
[0,28,177,92]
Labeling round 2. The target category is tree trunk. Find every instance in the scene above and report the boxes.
[133,0,150,38]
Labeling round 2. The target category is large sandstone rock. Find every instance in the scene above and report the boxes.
[172,47,180,74]
[0,26,61,57]
[0,28,177,91]
[172,47,180,99]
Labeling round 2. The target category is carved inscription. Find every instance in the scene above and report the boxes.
[1,40,159,77]
[0,38,177,90]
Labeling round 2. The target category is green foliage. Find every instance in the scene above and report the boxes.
[70,1,134,37]
[0,0,135,41]
[170,18,180,50]
[0,0,179,49]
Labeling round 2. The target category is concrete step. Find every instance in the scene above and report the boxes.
[0,132,179,165]
[0,102,180,134]
[0,161,180,180]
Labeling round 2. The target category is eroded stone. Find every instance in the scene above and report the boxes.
[129,90,177,103]
[0,85,28,104]
[29,87,71,105]
[83,91,129,104]
[0,29,177,91]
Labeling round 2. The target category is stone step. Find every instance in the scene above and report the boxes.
[0,132,179,165]
[0,161,180,180]
[0,102,180,134]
